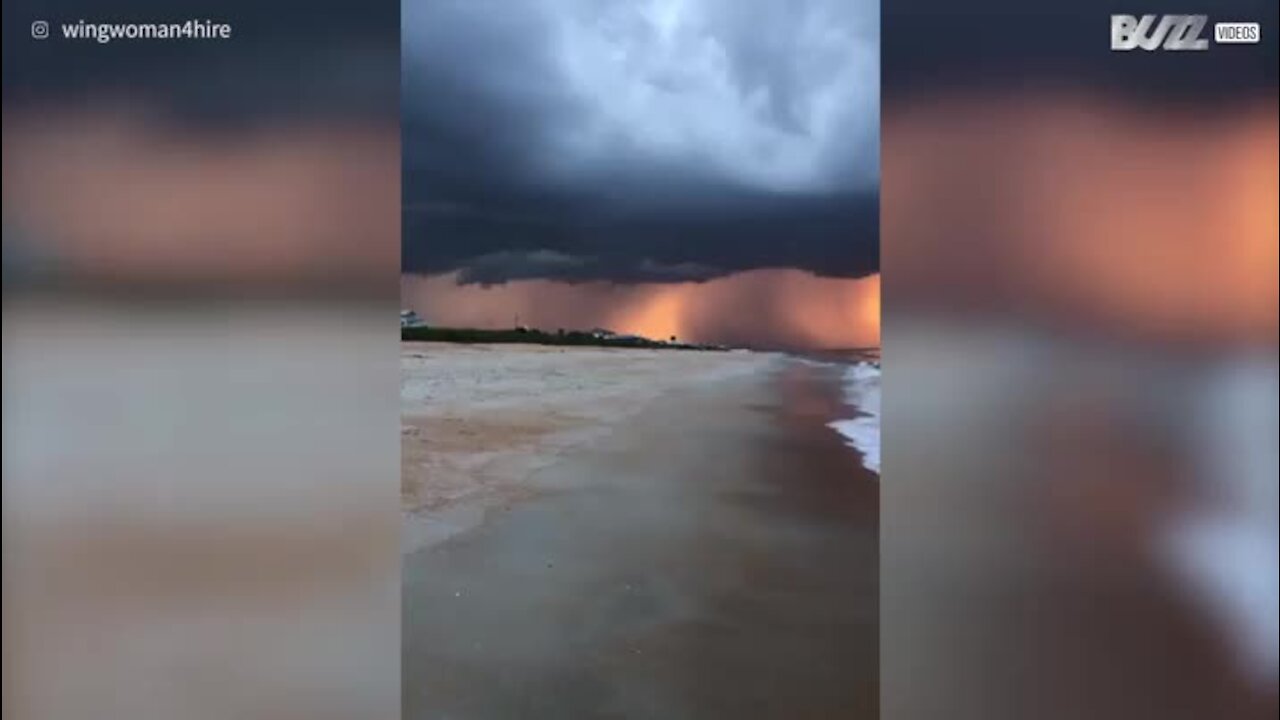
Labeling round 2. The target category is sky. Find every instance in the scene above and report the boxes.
[402,0,881,348]
[8,0,1269,346]
[4,0,401,293]
[881,0,1277,347]
[882,0,1277,103]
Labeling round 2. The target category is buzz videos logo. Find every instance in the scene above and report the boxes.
[1111,14,1261,50]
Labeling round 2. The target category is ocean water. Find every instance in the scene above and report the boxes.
[829,360,881,475]
[799,349,880,476]
[1161,357,1279,684]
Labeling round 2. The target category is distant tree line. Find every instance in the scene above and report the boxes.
[401,326,725,351]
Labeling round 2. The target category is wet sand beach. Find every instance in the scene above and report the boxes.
[401,343,780,552]
[403,353,878,719]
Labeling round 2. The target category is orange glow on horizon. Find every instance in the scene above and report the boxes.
[613,285,690,342]
[884,94,1277,344]
[403,269,881,349]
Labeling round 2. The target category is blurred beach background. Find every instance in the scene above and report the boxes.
[882,2,1277,718]
[4,2,401,719]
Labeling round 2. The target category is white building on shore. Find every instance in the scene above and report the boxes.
[400,310,427,328]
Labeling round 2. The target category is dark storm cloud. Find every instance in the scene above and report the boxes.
[402,0,879,283]
[883,0,1277,103]
[455,250,723,286]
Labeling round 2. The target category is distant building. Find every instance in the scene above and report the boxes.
[590,327,618,339]
[400,310,427,328]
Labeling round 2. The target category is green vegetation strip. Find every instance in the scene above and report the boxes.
[402,326,724,351]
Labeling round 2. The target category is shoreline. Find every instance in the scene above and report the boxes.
[403,358,877,718]
[829,361,882,476]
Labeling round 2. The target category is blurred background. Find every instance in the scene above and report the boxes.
[4,1,1277,719]
[3,2,400,719]
[882,2,1278,719]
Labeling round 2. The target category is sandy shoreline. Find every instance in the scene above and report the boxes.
[403,357,877,718]
[402,342,780,553]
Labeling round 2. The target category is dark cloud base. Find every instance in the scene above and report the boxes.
[402,188,878,284]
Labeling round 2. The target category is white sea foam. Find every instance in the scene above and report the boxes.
[1159,358,1279,686]
[829,362,880,475]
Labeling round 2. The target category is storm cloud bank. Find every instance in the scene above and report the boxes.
[402,0,879,284]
